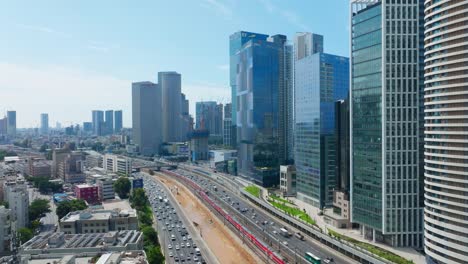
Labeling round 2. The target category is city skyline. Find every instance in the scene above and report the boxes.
[0,0,348,128]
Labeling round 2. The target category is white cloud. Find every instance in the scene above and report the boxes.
[199,0,233,19]
[217,64,229,71]
[255,0,309,31]
[0,62,130,128]
[16,23,72,38]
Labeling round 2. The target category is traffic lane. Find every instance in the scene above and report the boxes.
[179,170,345,264]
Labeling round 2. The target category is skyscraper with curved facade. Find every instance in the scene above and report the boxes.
[424,1,468,263]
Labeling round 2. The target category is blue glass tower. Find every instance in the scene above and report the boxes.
[294,36,349,208]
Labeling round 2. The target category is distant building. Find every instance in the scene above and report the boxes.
[96,177,115,200]
[75,184,100,204]
[159,71,182,143]
[6,111,16,137]
[279,165,296,197]
[26,157,51,177]
[59,209,138,234]
[189,130,209,161]
[40,113,49,135]
[19,230,143,256]
[196,101,222,136]
[59,152,85,183]
[114,110,123,133]
[83,122,93,133]
[92,110,104,136]
[105,110,114,135]
[0,116,7,136]
[209,149,237,173]
[223,103,232,146]
[4,181,28,230]
[103,154,132,176]
[132,81,162,156]
[180,93,192,141]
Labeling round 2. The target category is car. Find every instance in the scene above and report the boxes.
[169,252,173,257]
[193,256,199,261]
[181,243,185,248]
[168,244,173,249]
[324,258,334,263]
[174,256,179,262]
[182,236,187,241]
[273,230,278,235]
[192,243,197,248]
[186,242,190,247]
[176,245,180,250]
[282,241,288,246]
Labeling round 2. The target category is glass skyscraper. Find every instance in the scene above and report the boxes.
[294,38,349,208]
[235,34,291,187]
[230,31,269,148]
[114,110,123,133]
[350,0,423,248]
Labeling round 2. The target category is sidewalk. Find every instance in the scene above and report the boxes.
[256,185,425,264]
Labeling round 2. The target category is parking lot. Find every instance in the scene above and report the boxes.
[135,172,206,264]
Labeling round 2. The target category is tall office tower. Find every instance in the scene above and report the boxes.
[105,110,114,135]
[279,43,294,163]
[40,113,49,135]
[132,82,162,156]
[0,116,7,135]
[230,31,269,148]
[196,101,217,133]
[114,110,123,133]
[6,111,16,137]
[180,93,191,141]
[223,103,232,146]
[83,122,93,133]
[294,32,323,60]
[350,0,423,248]
[92,110,104,136]
[424,1,468,262]
[159,71,182,143]
[236,34,290,187]
[215,103,223,136]
[294,33,349,208]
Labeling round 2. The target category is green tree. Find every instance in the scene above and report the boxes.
[131,188,149,209]
[56,199,87,219]
[31,220,41,232]
[18,228,33,244]
[114,177,131,199]
[138,211,153,226]
[141,226,159,247]
[29,198,51,222]
[146,245,165,264]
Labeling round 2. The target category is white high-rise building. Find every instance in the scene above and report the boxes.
[423,1,468,263]
[4,182,29,231]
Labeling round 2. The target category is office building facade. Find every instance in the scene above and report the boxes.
[196,101,222,136]
[92,110,104,136]
[423,1,468,262]
[114,110,123,133]
[294,36,349,208]
[132,82,162,156]
[159,71,182,143]
[350,0,423,247]
[235,34,291,187]
[6,111,16,137]
[40,113,49,135]
[105,110,114,135]
[223,103,232,146]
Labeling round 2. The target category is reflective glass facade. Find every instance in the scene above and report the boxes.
[295,53,349,208]
[236,35,287,187]
[351,0,423,248]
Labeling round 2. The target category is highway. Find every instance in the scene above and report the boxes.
[135,172,212,264]
[168,167,357,264]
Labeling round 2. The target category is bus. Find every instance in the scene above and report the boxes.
[279,228,291,237]
[305,252,321,264]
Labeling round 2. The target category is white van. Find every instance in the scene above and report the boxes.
[195,248,201,256]
[171,234,176,241]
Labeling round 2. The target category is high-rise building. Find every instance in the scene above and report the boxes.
[294,33,349,208]
[230,31,269,147]
[40,113,49,135]
[6,111,16,137]
[180,93,191,141]
[235,33,291,187]
[105,110,114,135]
[159,71,182,143]
[83,122,93,133]
[196,101,222,136]
[280,43,294,163]
[92,110,104,136]
[223,103,232,146]
[294,32,323,60]
[423,1,468,262]
[0,206,11,253]
[4,182,29,231]
[0,116,7,136]
[114,110,123,133]
[350,0,423,248]
[132,81,162,156]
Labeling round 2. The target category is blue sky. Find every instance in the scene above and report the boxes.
[0,0,349,127]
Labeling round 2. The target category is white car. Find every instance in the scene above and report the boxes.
[168,244,173,249]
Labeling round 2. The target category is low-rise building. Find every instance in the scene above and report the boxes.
[279,165,296,197]
[58,152,85,183]
[74,184,100,204]
[59,209,138,234]
[97,176,115,200]
[103,154,132,176]
[209,149,237,173]
[20,251,147,264]
[26,158,51,177]
[19,230,143,256]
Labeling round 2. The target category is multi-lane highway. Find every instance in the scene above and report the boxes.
[136,172,211,264]
[168,168,356,264]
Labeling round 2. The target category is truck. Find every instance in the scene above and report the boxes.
[280,228,291,237]
[158,196,163,202]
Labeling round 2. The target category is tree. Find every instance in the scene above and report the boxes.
[141,226,159,246]
[114,177,131,199]
[131,188,149,209]
[18,228,33,244]
[56,199,87,219]
[138,211,153,226]
[29,198,51,222]
[146,245,165,264]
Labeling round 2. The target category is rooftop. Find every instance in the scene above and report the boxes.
[61,209,137,223]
